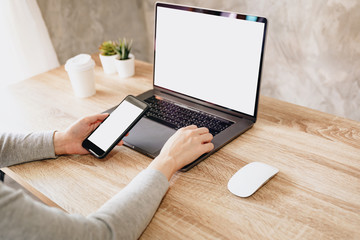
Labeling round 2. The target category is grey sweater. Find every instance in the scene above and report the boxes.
[0,131,169,240]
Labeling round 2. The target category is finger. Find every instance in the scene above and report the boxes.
[199,132,213,143]
[84,113,109,124]
[96,113,110,121]
[92,121,103,130]
[117,140,124,146]
[201,142,214,153]
[194,127,210,135]
[183,125,197,130]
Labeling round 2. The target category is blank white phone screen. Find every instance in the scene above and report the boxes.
[154,7,265,116]
[88,100,143,151]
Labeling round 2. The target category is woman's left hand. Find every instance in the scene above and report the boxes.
[53,113,125,155]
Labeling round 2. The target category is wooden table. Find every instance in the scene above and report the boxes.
[1,55,359,239]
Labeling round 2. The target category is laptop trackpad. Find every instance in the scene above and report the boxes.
[123,117,176,156]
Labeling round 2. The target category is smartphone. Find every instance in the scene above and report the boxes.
[82,95,149,158]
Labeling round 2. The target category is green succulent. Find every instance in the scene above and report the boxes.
[99,41,117,56]
[114,38,133,60]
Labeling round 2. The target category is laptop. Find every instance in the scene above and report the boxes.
[111,2,267,171]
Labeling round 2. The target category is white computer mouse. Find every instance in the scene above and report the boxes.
[227,162,279,197]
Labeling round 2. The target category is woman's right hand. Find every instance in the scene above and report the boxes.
[148,125,214,180]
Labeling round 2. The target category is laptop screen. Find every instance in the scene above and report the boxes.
[153,3,267,117]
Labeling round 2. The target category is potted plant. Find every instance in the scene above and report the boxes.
[99,41,117,74]
[113,38,135,79]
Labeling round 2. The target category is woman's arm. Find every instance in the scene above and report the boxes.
[0,131,56,168]
[0,168,168,240]
[0,113,109,168]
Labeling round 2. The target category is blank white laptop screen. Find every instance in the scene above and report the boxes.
[154,6,265,116]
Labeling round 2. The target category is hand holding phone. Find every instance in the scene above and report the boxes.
[82,95,149,158]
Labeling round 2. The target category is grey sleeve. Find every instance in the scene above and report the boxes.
[0,168,169,240]
[0,131,56,168]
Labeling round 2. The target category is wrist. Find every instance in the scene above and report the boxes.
[148,155,177,181]
[53,131,68,155]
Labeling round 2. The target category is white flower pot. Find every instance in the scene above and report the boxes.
[99,54,117,74]
[114,54,135,79]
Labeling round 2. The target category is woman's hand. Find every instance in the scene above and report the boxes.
[54,113,125,155]
[148,125,214,180]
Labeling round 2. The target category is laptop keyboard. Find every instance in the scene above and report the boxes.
[144,96,233,136]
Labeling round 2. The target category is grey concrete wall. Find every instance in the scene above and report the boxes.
[37,0,149,63]
[37,0,360,121]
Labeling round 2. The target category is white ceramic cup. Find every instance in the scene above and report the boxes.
[65,54,96,98]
